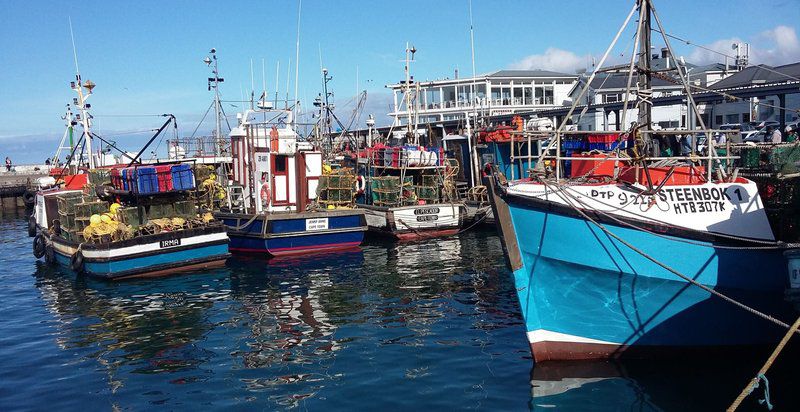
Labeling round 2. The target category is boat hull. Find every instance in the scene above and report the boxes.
[46,226,230,280]
[217,210,367,257]
[488,179,795,362]
[360,203,466,240]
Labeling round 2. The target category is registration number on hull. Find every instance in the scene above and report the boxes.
[306,218,329,231]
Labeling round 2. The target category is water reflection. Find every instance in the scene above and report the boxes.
[24,229,528,409]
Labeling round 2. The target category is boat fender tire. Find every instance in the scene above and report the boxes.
[70,251,85,274]
[23,190,35,205]
[355,175,366,194]
[33,234,46,259]
[28,216,36,237]
[44,244,55,265]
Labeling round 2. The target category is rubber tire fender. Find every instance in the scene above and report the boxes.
[28,216,36,237]
[70,251,85,274]
[44,244,55,265]
[23,190,35,205]
[32,234,46,259]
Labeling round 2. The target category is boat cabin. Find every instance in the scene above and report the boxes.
[229,109,322,214]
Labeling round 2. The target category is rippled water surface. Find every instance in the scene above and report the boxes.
[2,210,799,411]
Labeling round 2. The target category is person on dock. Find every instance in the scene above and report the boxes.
[4,156,11,172]
[768,126,782,143]
[785,126,797,143]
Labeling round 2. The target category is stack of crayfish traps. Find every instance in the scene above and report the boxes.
[367,145,455,207]
[730,142,800,242]
[370,174,442,207]
[316,166,357,209]
[55,192,214,245]
[53,162,219,245]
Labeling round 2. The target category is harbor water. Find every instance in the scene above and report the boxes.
[1,210,799,410]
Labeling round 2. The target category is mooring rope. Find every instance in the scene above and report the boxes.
[727,315,800,411]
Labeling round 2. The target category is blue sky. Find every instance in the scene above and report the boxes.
[2,0,799,163]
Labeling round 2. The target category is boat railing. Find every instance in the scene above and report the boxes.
[507,129,741,182]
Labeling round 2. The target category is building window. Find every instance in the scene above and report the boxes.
[725,114,739,124]
[715,115,723,126]
[742,113,750,123]
[543,86,554,104]
[524,87,533,105]
[425,89,441,109]
[603,93,620,103]
[513,88,523,105]
[443,86,456,108]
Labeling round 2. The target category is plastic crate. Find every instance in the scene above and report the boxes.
[121,168,133,191]
[570,153,617,178]
[155,165,174,192]
[135,166,159,194]
[171,164,195,191]
[110,168,124,190]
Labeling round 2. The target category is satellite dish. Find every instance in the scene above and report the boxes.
[203,57,212,66]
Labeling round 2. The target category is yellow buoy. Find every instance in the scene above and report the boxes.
[327,204,335,210]
[109,203,121,214]
[100,214,112,224]
[89,214,102,226]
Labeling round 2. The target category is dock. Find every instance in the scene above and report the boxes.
[0,165,50,210]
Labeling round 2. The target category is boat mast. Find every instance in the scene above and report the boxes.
[204,49,224,156]
[69,19,96,169]
[404,42,416,145]
[636,0,653,144]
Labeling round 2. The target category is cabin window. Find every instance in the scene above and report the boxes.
[275,155,287,172]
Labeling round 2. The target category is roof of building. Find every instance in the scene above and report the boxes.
[711,62,800,89]
[488,69,575,78]
[587,73,676,90]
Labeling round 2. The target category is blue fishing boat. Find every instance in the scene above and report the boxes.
[35,189,229,280]
[487,0,798,362]
[218,107,367,256]
[32,75,230,280]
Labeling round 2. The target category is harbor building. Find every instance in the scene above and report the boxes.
[386,70,577,126]
[706,62,800,130]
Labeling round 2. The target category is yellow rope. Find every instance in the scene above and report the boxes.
[728,314,800,411]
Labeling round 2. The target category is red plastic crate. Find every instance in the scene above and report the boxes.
[155,165,174,191]
[570,153,618,177]
[619,165,706,186]
[110,168,124,190]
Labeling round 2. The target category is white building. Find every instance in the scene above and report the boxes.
[387,70,577,126]
[707,62,800,128]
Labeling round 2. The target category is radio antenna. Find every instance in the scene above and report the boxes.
[69,17,80,76]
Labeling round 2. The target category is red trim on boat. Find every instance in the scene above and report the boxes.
[530,340,777,362]
[395,228,459,241]
[230,241,363,256]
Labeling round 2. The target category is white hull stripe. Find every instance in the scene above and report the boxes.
[527,329,619,346]
[52,232,229,259]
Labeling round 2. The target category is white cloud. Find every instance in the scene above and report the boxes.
[689,25,800,66]
[508,47,591,73]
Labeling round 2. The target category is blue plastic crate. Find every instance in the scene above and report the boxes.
[121,168,132,191]
[171,164,195,191]
[135,166,159,194]
[562,139,586,150]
